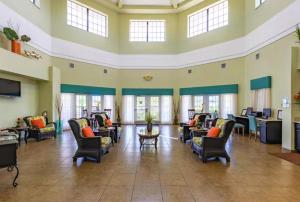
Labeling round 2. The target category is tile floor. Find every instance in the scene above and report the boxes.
[1,125,300,202]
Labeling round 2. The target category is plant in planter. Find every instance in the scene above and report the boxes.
[20,35,31,43]
[296,25,300,43]
[55,95,63,135]
[3,27,20,54]
[116,104,121,126]
[173,100,180,125]
[145,112,153,132]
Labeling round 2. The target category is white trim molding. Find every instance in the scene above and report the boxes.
[1,0,300,69]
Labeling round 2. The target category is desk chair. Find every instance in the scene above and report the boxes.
[248,115,259,140]
[227,114,245,136]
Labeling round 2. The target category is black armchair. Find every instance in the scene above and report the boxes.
[179,113,209,143]
[95,113,121,143]
[68,118,112,163]
[23,116,56,141]
[192,120,234,163]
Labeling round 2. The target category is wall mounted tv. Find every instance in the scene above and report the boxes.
[0,78,21,97]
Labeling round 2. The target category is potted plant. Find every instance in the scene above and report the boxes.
[296,25,300,43]
[173,100,180,125]
[116,104,121,126]
[55,95,63,135]
[145,112,153,132]
[3,27,20,54]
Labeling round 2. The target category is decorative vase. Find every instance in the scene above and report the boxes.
[56,120,63,135]
[147,123,152,132]
[11,40,21,54]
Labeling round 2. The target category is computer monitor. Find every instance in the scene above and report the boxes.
[246,107,253,116]
[263,108,272,118]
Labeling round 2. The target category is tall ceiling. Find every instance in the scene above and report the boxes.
[110,0,185,6]
[96,0,205,13]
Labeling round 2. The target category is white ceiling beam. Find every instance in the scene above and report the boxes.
[171,0,178,8]
[118,0,123,8]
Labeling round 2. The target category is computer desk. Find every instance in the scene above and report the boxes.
[234,115,282,144]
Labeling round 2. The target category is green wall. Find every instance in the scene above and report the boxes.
[0,72,40,128]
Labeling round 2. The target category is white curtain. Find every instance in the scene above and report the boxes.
[103,95,115,121]
[122,95,135,124]
[220,94,237,118]
[180,95,192,123]
[61,93,75,130]
[251,88,271,111]
[160,96,173,124]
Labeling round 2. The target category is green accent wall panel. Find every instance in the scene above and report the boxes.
[61,84,116,95]
[180,84,238,95]
[250,76,272,90]
[122,88,174,96]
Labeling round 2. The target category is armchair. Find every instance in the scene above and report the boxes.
[191,120,234,163]
[23,116,56,141]
[68,118,112,163]
[95,112,122,143]
[178,113,208,143]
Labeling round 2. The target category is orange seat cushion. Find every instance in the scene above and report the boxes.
[189,119,196,126]
[105,119,113,127]
[82,127,95,138]
[31,118,46,129]
[207,127,221,138]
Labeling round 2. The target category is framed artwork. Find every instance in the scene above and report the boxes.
[241,109,247,116]
[277,110,283,120]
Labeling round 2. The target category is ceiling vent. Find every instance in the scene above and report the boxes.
[256,53,260,60]
[69,63,75,68]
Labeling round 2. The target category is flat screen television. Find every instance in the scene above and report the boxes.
[0,78,21,97]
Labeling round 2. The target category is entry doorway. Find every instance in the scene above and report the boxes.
[135,96,160,124]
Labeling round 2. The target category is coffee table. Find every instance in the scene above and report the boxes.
[137,128,160,150]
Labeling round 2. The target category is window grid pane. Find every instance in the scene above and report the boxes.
[208,95,219,113]
[208,0,228,31]
[188,0,228,38]
[67,0,88,31]
[130,20,165,42]
[194,96,204,113]
[148,21,165,42]
[130,21,147,42]
[92,96,102,112]
[88,10,108,37]
[67,0,108,38]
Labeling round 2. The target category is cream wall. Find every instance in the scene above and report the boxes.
[177,0,245,53]
[0,72,40,128]
[118,14,178,54]
[244,0,295,33]
[0,0,52,34]
[176,58,245,111]
[51,0,119,53]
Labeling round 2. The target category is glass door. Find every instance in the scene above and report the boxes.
[149,96,160,123]
[76,95,87,118]
[135,96,161,124]
[135,96,147,123]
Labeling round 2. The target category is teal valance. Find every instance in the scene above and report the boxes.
[122,88,173,96]
[61,84,116,95]
[250,76,272,90]
[180,84,238,95]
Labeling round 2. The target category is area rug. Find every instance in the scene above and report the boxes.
[270,152,300,165]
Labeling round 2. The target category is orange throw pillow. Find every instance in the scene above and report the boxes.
[189,119,196,126]
[207,127,221,138]
[105,119,113,127]
[82,127,95,138]
[31,118,45,129]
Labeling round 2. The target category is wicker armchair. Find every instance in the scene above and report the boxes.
[178,113,208,143]
[95,112,122,143]
[192,120,234,163]
[23,116,56,141]
[68,118,112,163]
